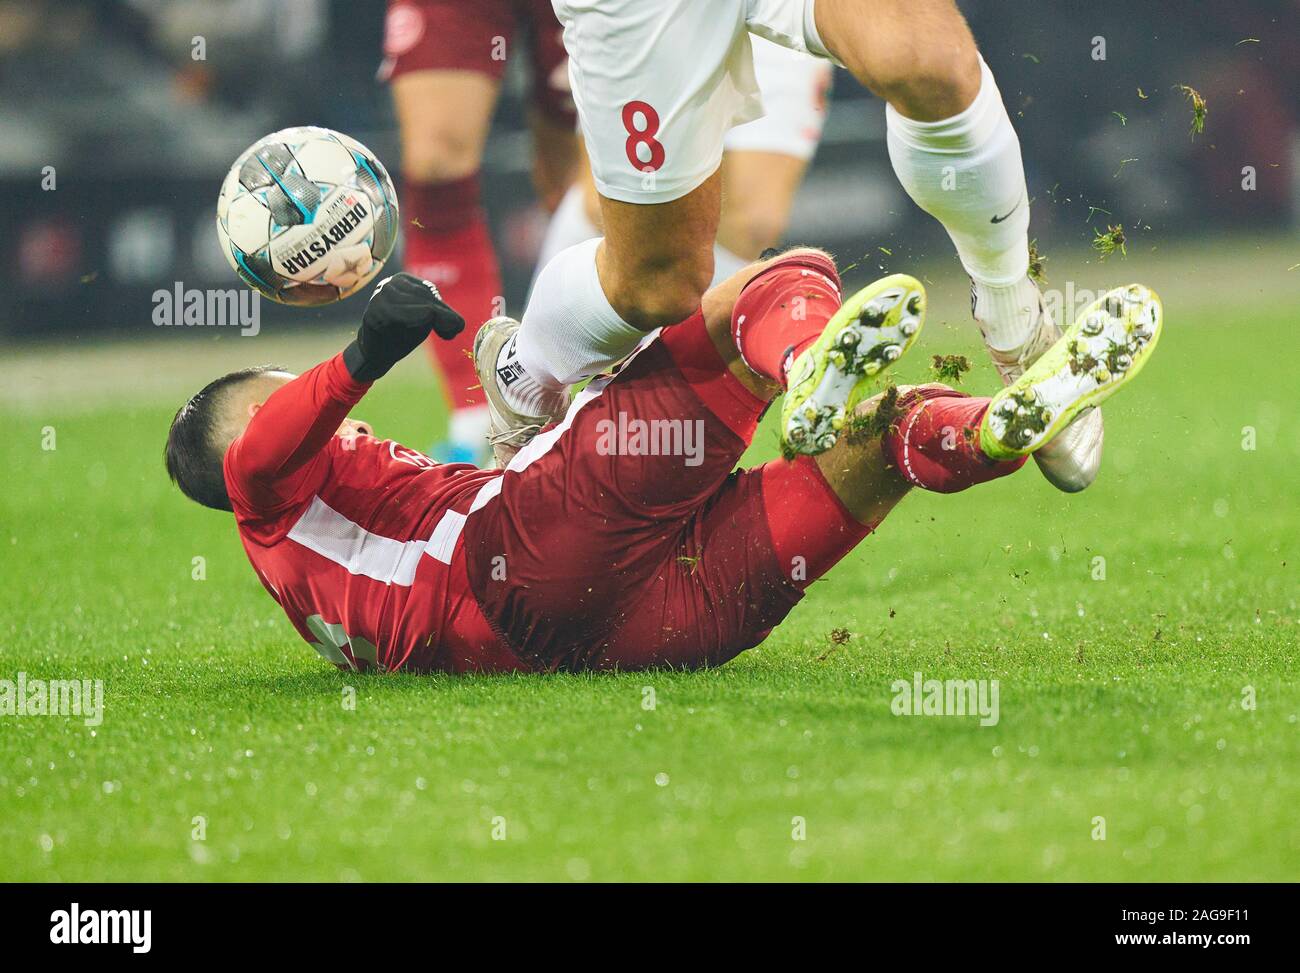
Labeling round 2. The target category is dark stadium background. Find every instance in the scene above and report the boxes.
[0,0,1294,339]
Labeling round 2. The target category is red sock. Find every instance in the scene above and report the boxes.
[732,252,842,386]
[883,387,1027,494]
[402,174,499,410]
[761,455,874,589]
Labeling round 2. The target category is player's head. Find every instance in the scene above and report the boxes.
[165,366,294,511]
[166,366,377,511]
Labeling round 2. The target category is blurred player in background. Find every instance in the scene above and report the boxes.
[534,36,832,288]
[483,0,1105,493]
[379,0,580,464]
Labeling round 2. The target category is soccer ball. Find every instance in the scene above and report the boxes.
[216,126,399,306]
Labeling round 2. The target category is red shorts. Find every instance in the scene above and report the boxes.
[380,0,575,124]
[462,315,805,671]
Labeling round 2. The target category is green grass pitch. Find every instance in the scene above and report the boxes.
[1,239,1296,881]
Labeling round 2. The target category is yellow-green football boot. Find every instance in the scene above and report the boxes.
[780,274,926,456]
[981,284,1163,461]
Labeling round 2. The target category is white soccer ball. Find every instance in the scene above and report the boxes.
[216,126,399,306]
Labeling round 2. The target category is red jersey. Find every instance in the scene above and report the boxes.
[222,353,520,673]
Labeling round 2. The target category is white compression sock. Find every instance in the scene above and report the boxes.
[970,276,1042,352]
[530,184,599,296]
[493,332,568,419]
[512,237,645,403]
[886,55,1030,288]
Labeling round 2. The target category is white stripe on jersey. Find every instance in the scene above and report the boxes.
[288,496,428,585]
[425,509,466,564]
[288,474,510,582]
[468,476,503,512]
[419,476,505,564]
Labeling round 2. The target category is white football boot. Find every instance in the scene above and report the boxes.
[473,316,569,468]
[973,279,1105,492]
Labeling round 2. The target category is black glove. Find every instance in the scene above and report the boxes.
[343,273,465,382]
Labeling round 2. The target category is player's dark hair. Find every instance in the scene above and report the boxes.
[165,365,286,512]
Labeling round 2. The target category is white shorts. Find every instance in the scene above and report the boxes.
[724,36,832,161]
[553,0,827,204]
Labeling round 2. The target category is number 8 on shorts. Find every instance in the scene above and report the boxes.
[621,101,665,172]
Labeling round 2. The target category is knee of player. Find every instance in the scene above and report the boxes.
[401,130,483,184]
[608,253,713,327]
[618,280,705,328]
[862,44,980,120]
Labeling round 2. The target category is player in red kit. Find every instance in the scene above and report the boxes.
[380,0,579,463]
[165,253,1161,674]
